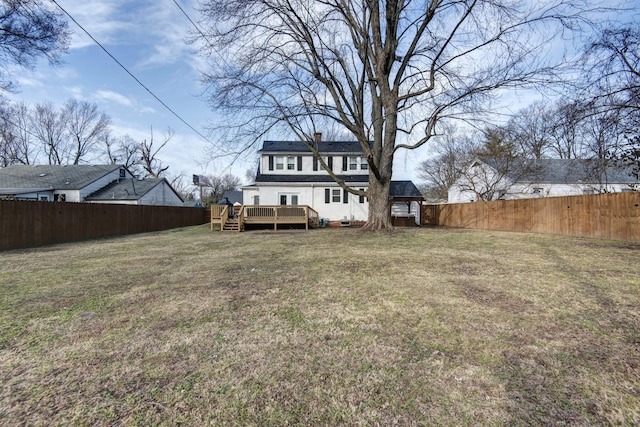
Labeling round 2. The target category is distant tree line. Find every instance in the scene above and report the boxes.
[0,98,207,200]
[419,25,639,202]
[0,98,171,176]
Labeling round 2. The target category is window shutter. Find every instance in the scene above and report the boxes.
[359,188,365,204]
[313,156,318,171]
[328,156,333,171]
[268,155,274,171]
[325,188,330,204]
[297,156,302,171]
[343,189,348,204]
[342,156,348,171]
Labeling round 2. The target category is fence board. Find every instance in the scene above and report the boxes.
[1,201,208,251]
[427,192,640,242]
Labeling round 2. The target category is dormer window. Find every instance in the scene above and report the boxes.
[275,156,284,170]
[287,156,295,170]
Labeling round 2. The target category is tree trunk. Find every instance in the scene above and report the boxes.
[362,176,392,230]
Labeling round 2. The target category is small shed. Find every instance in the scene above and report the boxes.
[389,180,425,226]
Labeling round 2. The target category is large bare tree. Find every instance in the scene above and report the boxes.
[63,99,111,165]
[140,127,172,178]
[198,0,608,230]
[30,101,67,164]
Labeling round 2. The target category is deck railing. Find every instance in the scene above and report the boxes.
[214,205,319,231]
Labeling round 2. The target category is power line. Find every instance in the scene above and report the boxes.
[171,0,207,41]
[48,0,218,148]
[170,0,229,68]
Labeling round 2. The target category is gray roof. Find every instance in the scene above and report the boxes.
[482,158,638,184]
[0,164,123,191]
[222,190,243,204]
[390,180,424,199]
[85,178,179,201]
[259,140,368,154]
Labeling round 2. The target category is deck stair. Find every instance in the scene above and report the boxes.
[222,218,241,232]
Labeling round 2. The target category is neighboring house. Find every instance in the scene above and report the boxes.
[448,158,638,203]
[242,136,424,224]
[0,164,183,206]
[85,177,184,206]
[221,190,243,206]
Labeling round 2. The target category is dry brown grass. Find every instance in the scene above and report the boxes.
[1,226,639,426]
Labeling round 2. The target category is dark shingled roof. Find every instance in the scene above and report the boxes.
[85,178,178,201]
[259,140,367,154]
[0,164,123,191]
[389,180,424,199]
[222,190,243,204]
[482,158,637,184]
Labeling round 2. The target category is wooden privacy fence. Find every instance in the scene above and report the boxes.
[426,192,640,242]
[1,200,209,251]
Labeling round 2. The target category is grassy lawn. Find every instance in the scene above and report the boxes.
[1,226,639,426]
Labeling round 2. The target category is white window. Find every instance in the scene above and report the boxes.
[287,156,295,170]
[276,156,284,170]
[349,156,358,170]
[279,193,300,205]
[532,187,543,194]
[253,195,260,205]
[360,157,368,170]
[332,189,341,203]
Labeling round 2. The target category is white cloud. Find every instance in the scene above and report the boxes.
[92,90,157,115]
[95,90,135,107]
[135,3,192,67]
[56,0,133,49]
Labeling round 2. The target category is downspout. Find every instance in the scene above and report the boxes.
[310,184,314,209]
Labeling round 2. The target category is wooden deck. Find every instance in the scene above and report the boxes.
[210,204,320,232]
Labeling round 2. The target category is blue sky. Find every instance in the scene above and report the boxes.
[8,0,246,183]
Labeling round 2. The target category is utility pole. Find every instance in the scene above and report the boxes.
[193,174,206,204]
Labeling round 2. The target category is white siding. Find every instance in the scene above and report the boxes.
[79,168,133,201]
[138,182,183,206]
[450,181,637,203]
[14,190,55,201]
[243,183,369,221]
[260,154,369,176]
[391,201,421,225]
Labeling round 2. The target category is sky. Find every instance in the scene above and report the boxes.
[7,0,254,185]
[5,0,638,190]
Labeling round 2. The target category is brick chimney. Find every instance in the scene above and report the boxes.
[314,132,322,143]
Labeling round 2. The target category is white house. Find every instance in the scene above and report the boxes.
[0,164,183,206]
[448,158,638,203]
[242,135,424,225]
[84,177,184,206]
